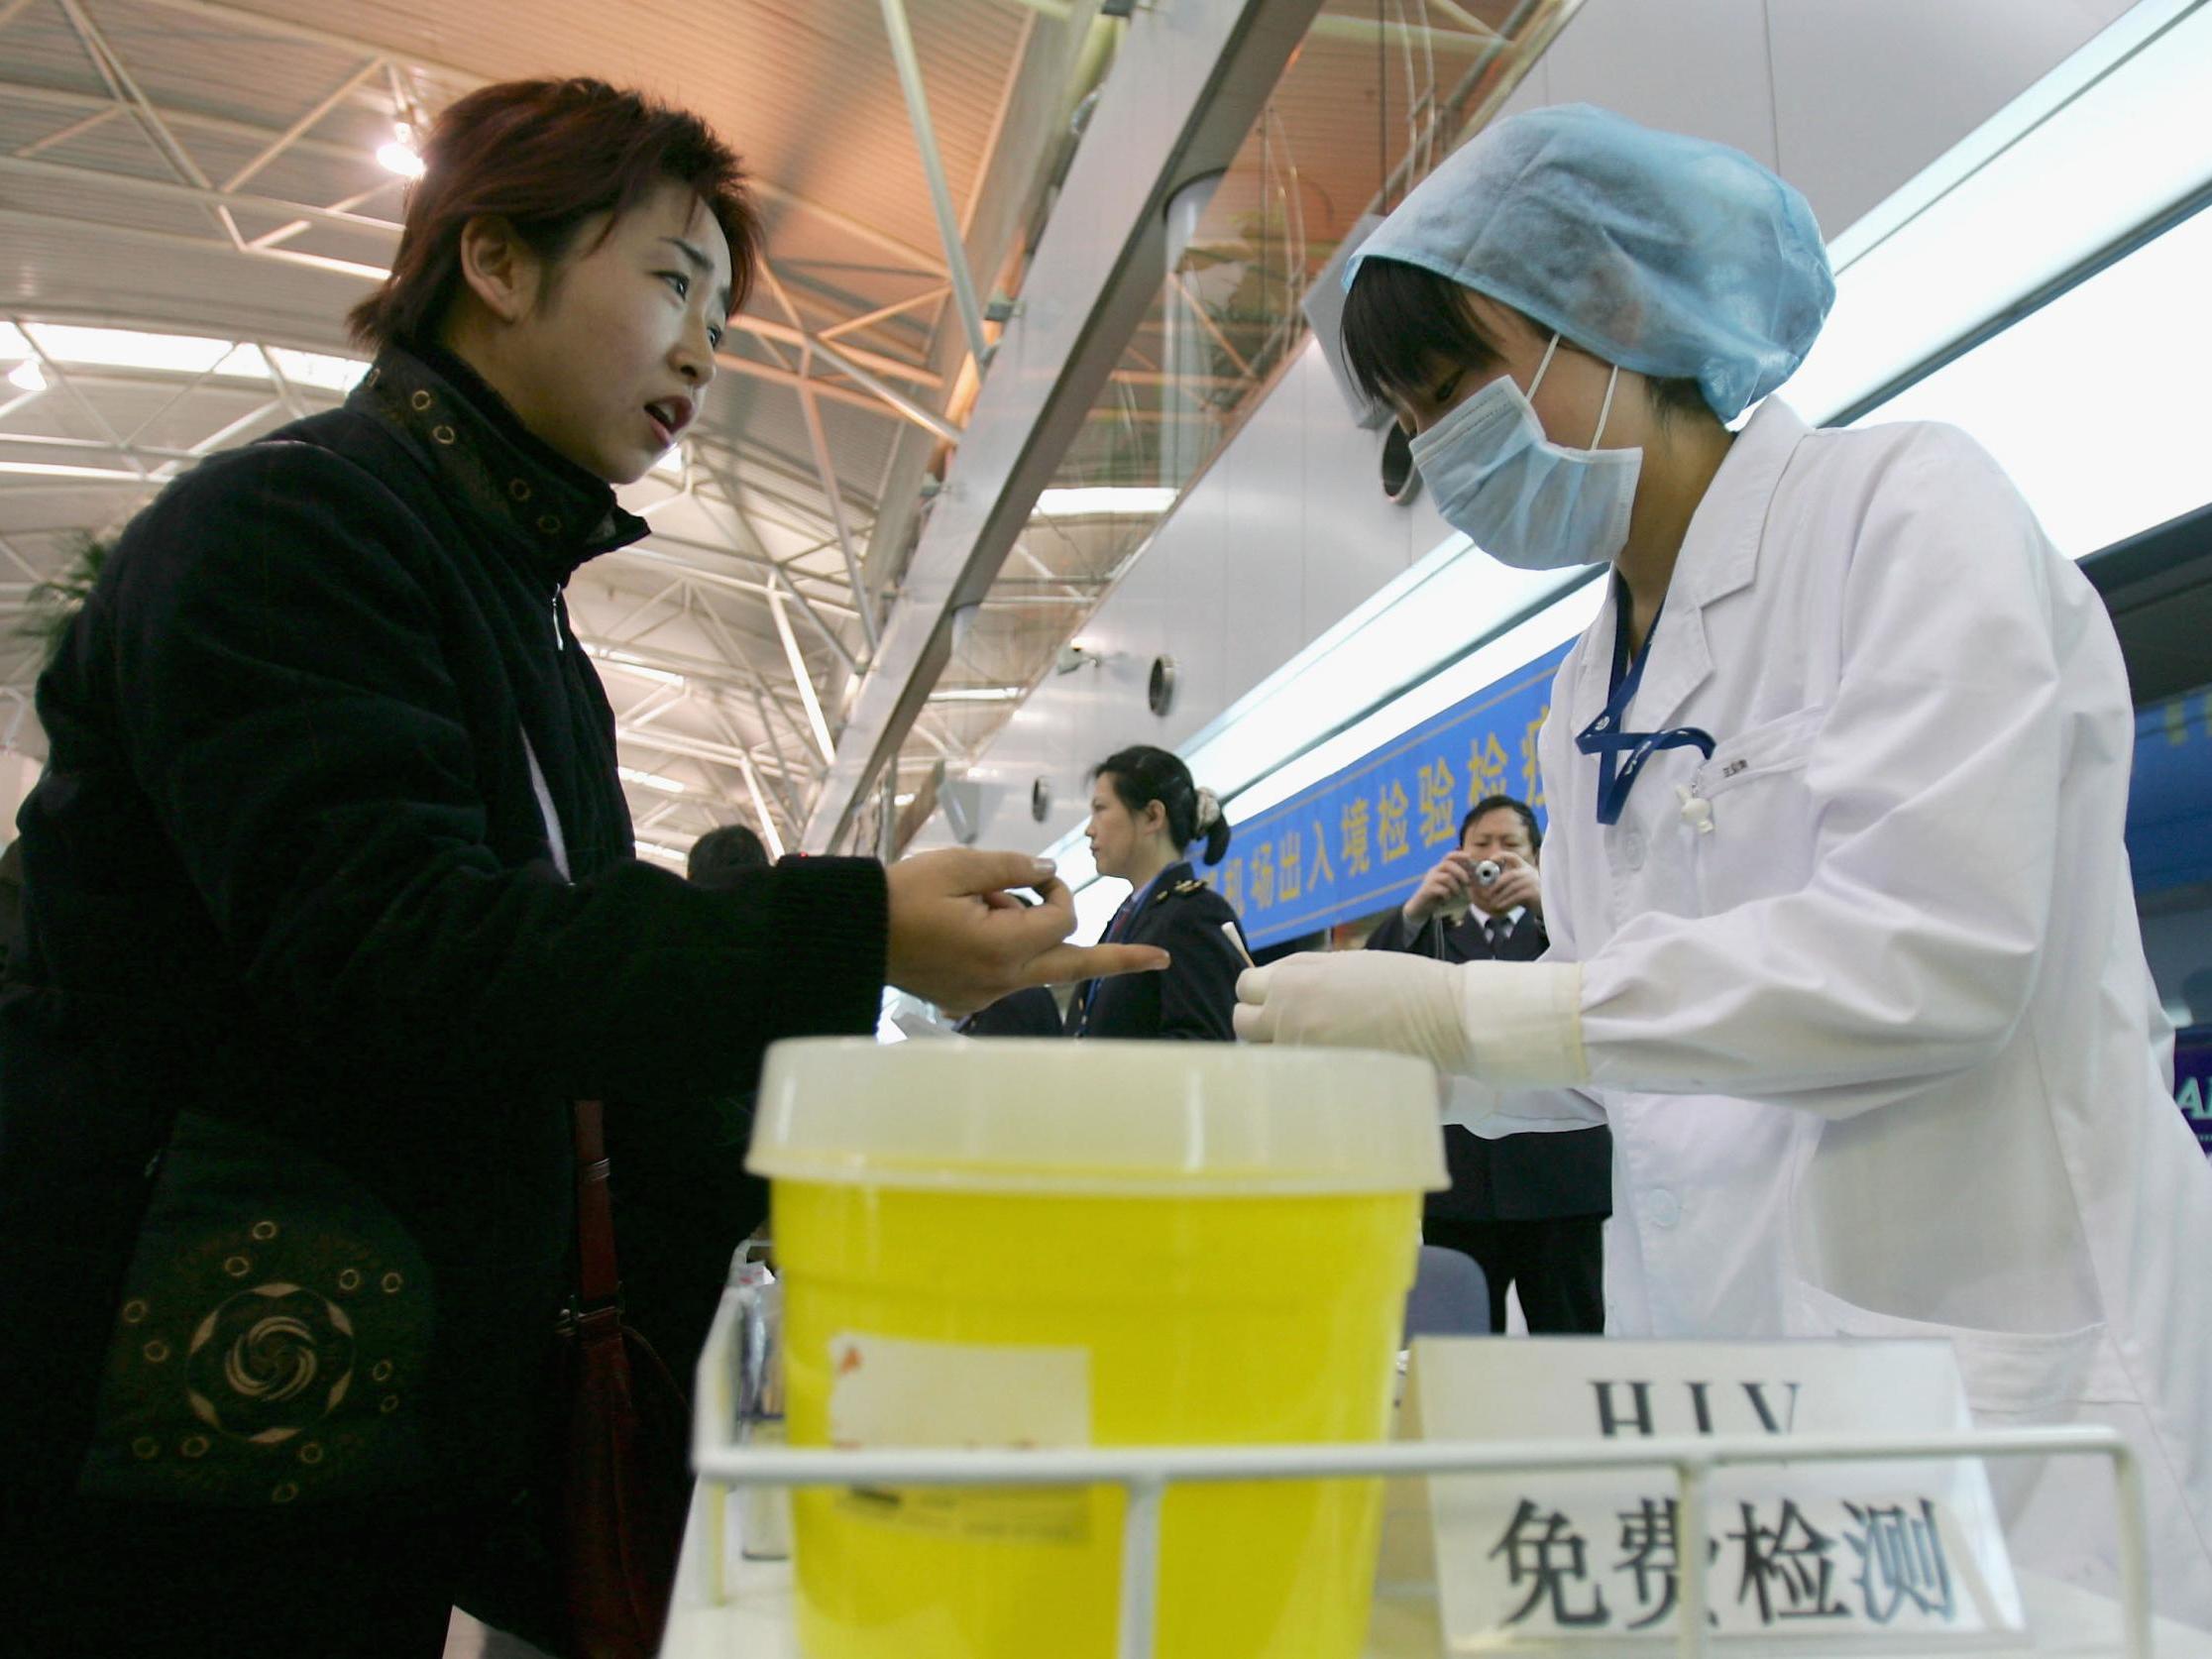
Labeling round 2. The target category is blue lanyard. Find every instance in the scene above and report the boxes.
[1574,589,1714,827]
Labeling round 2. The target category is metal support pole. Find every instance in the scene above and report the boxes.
[2111,1443,2153,1659]
[797,375,880,650]
[221,56,386,193]
[1114,1476,1166,1659]
[878,0,995,373]
[1675,1460,1711,1659]
[811,335,963,446]
[769,585,837,768]
[745,271,885,657]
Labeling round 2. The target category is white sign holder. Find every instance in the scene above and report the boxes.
[1401,1339,2029,1646]
[688,1300,2154,1659]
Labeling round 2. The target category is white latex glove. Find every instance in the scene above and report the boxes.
[1233,953,1589,1086]
[1232,951,1471,1070]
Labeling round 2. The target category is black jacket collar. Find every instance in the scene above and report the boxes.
[348,341,649,583]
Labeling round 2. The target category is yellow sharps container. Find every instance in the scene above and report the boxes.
[747,1037,1447,1659]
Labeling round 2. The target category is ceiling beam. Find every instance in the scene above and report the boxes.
[18,0,959,282]
[802,0,1326,849]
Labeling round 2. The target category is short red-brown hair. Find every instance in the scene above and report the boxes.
[349,77,761,350]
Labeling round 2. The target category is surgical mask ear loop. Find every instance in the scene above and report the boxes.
[1590,363,1620,447]
[1523,332,1623,449]
[1525,332,1564,401]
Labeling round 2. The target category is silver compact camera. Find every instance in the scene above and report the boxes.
[1473,858,1502,887]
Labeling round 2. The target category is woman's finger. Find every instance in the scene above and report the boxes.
[1020,942,1168,986]
[936,848,1057,895]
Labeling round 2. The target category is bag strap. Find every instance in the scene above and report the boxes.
[572,1098,621,1314]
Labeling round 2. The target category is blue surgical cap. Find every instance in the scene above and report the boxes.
[1346,105,1834,420]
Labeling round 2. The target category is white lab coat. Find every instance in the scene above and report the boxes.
[1485,397,2212,1622]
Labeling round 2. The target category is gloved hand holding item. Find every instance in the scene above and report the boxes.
[1233,953,1588,1088]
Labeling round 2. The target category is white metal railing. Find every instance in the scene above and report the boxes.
[690,1298,2153,1659]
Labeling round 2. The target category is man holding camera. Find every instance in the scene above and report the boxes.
[1366,796,1609,1333]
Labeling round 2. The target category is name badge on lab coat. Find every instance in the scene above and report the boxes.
[1402,1339,2025,1647]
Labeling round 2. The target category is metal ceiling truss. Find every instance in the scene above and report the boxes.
[0,0,1184,845]
[804,0,1330,848]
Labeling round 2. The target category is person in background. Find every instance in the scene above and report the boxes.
[957,986,1066,1038]
[1070,745,1246,1041]
[686,820,770,887]
[1233,103,2212,1617]
[0,77,1161,1658]
[1366,796,1607,1334]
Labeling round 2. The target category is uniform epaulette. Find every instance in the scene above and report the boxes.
[1167,878,1204,898]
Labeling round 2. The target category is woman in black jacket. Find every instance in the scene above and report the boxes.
[1068,745,1247,1041]
[0,78,1159,1657]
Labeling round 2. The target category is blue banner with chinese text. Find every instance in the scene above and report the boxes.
[1211,645,1572,948]
[2126,686,2212,895]
[2177,1028,2212,1160]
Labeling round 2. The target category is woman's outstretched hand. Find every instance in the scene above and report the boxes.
[886,849,1169,1015]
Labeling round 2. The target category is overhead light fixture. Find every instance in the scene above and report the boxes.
[928,685,1024,702]
[634,838,690,866]
[1032,487,1179,519]
[27,323,234,376]
[616,765,688,795]
[377,123,425,179]
[579,641,686,689]
[4,323,366,393]
[1857,198,2212,559]
[0,459,142,481]
[1778,0,2212,426]
[7,361,46,393]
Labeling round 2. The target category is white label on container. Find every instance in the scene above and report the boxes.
[827,1331,1093,1544]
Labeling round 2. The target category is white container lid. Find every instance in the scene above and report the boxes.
[747,1038,1448,1196]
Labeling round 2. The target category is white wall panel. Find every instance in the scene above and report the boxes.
[1542,0,1779,170]
[1218,352,1311,703]
[1766,0,2135,235]
[1300,355,1421,638]
[1158,463,1231,748]
[1081,528,1173,764]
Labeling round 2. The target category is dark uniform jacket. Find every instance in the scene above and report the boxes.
[956,985,1066,1038]
[0,342,888,1528]
[1365,905,1612,1222]
[1067,862,1245,1041]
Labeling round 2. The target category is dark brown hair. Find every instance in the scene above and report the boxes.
[1094,745,1231,867]
[1342,257,1710,423]
[349,78,761,351]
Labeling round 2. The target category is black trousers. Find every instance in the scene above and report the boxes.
[1424,1213,1605,1335]
[1,1495,488,1658]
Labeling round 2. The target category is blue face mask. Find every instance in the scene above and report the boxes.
[1407,334,1641,570]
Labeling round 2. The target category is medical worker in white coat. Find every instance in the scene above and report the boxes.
[1234,105,2212,1624]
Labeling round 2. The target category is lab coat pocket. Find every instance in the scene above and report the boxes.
[1688,705,1826,911]
[1783,1275,2128,1419]
[1784,1277,2178,1604]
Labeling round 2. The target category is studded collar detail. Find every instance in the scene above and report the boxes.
[349,343,649,583]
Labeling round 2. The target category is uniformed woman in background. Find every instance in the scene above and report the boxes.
[1069,745,1247,1041]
